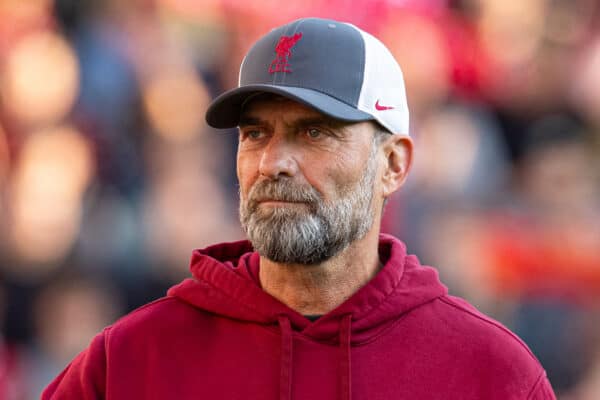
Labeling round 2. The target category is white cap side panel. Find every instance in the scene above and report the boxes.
[346,24,410,135]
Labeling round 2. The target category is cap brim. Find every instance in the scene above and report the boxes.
[205,85,374,129]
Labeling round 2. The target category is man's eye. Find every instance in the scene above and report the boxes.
[306,128,322,139]
[242,129,263,140]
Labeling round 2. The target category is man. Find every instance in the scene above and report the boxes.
[43,18,555,399]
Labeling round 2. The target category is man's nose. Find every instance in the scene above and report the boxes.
[258,135,298,179]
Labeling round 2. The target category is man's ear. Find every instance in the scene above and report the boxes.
[381,135,413,197]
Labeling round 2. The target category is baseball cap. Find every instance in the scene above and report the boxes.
[205,17,409,135]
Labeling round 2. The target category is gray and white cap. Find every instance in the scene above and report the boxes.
[205,17,409,135]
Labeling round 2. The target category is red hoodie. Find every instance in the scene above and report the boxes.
[42,234,555,399]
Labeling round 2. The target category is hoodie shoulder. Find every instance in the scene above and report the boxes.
[380,293,554,398]
[435,295,550,396]
[437,295,538,357]
[107,295,208,339]
[41,328,108,398]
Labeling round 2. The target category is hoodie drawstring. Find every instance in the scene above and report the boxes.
[278,315,293,400]
[339,314,352,400]
[277,314,352,400]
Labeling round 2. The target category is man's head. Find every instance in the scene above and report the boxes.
[205,18,412,264]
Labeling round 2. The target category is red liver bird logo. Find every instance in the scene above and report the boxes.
[269,32,303,74]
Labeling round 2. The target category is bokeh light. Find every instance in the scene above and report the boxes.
[2,30,79,127]
[0,122,9,187]
[34,277,121,365]
[142,66,210,141]
[0,0,53,47]
[477,0,545,68]
[570,38,600,125]
[142,138,239,277]
[380,12,450,118]
[8,126,93,268]
[414,107,481,192]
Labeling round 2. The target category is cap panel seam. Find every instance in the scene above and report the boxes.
[343,23,366,108]
[355,28,388,131]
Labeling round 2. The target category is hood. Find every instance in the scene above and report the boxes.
[168,233,447,344]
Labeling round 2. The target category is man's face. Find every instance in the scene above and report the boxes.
[237,96,384,265]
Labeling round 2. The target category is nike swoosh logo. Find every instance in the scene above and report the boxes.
[375,100,394,111]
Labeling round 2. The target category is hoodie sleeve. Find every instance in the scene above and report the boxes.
[41,329,108,399]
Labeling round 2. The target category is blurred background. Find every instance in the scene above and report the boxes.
[0,0,599,398]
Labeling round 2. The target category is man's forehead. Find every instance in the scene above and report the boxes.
[239,93,353,128]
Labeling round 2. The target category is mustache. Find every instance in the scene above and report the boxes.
[245,179,321,204]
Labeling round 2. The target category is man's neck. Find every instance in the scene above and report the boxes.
[258,229,382,316]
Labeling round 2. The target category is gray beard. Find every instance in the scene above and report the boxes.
[239,144,378,265]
